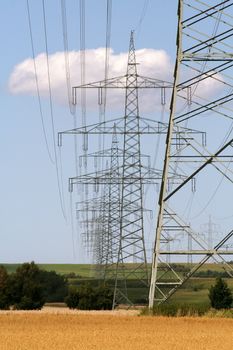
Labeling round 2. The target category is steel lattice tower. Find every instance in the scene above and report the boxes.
[149,0,233,308]
[59,29,206,307]
[112,31,149,307]
[104,125,121,279]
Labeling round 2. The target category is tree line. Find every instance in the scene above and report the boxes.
[0,262,232,310]
[0,262,113,310]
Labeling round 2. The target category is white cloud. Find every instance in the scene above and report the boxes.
[8,48,224,114]
[8,48,173,112]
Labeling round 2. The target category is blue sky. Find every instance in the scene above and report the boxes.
[0,0,180,263]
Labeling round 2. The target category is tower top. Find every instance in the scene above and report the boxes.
[127,31,138,73]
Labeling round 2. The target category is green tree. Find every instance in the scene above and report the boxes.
[65,283,113,310]
[77,283,97,310]
[8,262,44,310]
[209,277,233,309]
[39,270,68,302]
[95,284,113,310]
[65,286,80,309]
[0,266,11,309]
[65,283,95,310]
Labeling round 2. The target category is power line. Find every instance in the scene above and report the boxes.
[134,0,150,37]
[26,0,54,164]
[42,0,67,220]
[60,0,75,115]
[100,0,112,169]
[79,0,86,131]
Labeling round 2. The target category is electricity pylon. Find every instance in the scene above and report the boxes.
[59,30,206,307]
[77,127,121,276]
[112,32,151,306]
[149,0,233,308]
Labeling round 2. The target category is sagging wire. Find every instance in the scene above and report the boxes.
[134,0,150,38]
[91,0,113,265]
[79,0,87,135]
[42,0,67,221]
[101,0,112,167]
[79,0,90,258]
[26,0,54,164]
[97,0,112,172]
[144,103,166,243]
[60,0,82,255]
[60,0,75,115]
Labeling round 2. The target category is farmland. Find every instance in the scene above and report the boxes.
[2,263,233,305]
[2,263,93,277]
[3,262,232,277]
[0,311,232,350]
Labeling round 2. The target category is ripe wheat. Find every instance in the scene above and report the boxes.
[0,311,232,350]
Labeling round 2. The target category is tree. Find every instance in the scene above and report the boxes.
[8,262,44,310]
[65,284,95,310]
[65,286,80,309]
[0,266,11,309]
[209,277,233,309]
[95,284,113,310]
[38,270,68,302]
[76,283,96,310]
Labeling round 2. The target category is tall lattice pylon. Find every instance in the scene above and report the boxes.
[59,29,204,307]
[112,31,149,307]
[149,0,233,308]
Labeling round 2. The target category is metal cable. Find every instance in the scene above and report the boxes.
[134,0,150,37]
[60,0,75,115]
[100,0,112,169]
[26,0,54,164]
[42,0,67,220]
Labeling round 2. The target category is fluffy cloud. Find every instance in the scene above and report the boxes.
[8,48,224,114]
[8,48,173,112]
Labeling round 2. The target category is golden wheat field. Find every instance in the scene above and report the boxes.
[0,309,232,350]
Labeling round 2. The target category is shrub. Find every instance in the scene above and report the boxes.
[141,303,210,317]
[77,283,96,310]
[65,283,113,310]
[65,287,80,309]
[95,284,113,310]
[14,295,43,310]
[208,278,233,310]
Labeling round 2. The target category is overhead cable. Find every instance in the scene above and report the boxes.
[101,0,112,169]
[42,0,67,220]
[134,0,150,37]
[26,0,54,164]
[60,0,75,115]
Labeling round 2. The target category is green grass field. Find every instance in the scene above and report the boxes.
[2,263,94,277]
[2,262,233,306]
[2,262,232,276]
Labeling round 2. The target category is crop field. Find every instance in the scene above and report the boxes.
[0,311,232,350]
[2,262,232,277]
[2,263,233,305]
[2,264,94,277]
